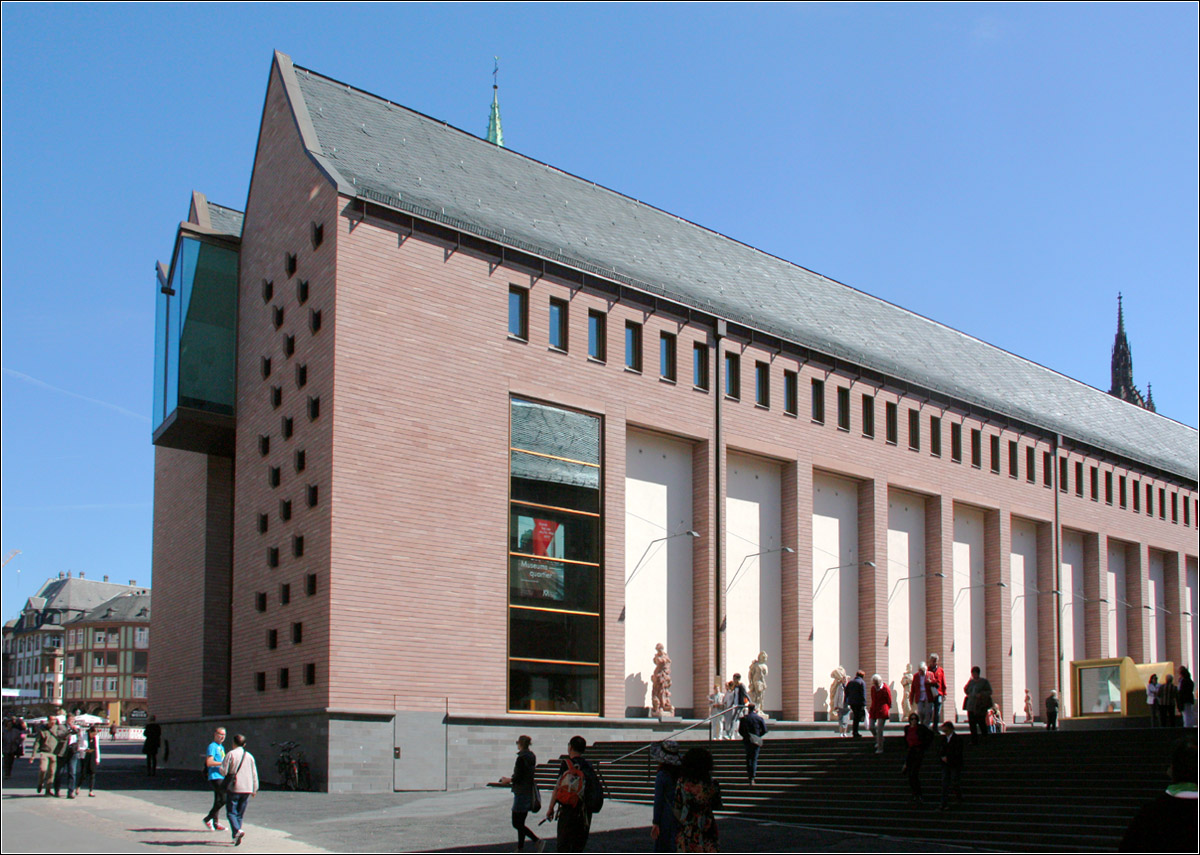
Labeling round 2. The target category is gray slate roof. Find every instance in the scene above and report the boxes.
[75,592,151,624]
[13,577,145,633]
[284,57,1197,482]
[206,201,244,237]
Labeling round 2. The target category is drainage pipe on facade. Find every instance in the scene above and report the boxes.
[1053,434,1065,702]
[714,320,726,680]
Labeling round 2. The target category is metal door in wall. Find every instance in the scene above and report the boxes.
[393,697,448,791]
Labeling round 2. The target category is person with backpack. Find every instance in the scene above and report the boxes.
[545,735,603,852]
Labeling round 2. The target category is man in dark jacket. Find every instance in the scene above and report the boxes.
[963,666,993,744]
[738,703,768,785]
[845,671,867,738]
[937,721,965,810]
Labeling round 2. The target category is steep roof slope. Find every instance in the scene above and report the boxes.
[280,55,1197,481]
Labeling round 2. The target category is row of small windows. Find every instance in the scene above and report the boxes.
[255,574,318,613]
[1054,460,1193,526]
[265,622,304,649]
[255,664,316,691]
[509,287,1195,526]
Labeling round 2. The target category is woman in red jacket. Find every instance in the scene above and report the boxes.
[869,674,893,755]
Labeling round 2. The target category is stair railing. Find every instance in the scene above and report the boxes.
[603,707,738,767]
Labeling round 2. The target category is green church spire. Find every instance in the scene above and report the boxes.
[486,56,504,147]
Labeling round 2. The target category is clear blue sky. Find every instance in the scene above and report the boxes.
[2,3,1196,619]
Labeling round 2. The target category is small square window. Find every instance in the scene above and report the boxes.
[282,416,294,439]
[661,333,677,382]
[255,672,266,692]
[886,402,898,445]
[930,416,941,457]
[693,343,709,391]
[307,484,319,507]
[755,362,770,408]
[267,629,278,650]
[292,622,303,644]
[255,592,268,613]
[258,434,270,457]
[305,663,316,685]
[267,546,279,568]
[1009,441,1019,478]
[280,499,292,521]
[284,334,295,357]
[863,395,876,439]
[908,409,920,451]
[811,379,825,423]
[308,396,320,421]
[309,309,322,333]
[285,253,297,277]
[268,466,281,488]
[293,535,304,557]
[273,306,285,330]
[508,286,528,340]
[724,352,740,399]
[262,280,274,303]
[294,449,306,473]
[588,310,606,362]
[257,513,269,534]
[784,370,798,416]
[549,297,569,351]
[296,363,308,388]
[279,667,290,689]
[306,573,317,596]
[271,386,282,409]
[280,583,291,605]
[261,356,272,379]
[311,222,324,249]
[297,279,309,304]
[625,321,642,372]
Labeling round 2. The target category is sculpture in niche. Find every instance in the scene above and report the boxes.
[749,651,769,709]
[900,664,914,719]
[829,666,848,718]
[651,643,674,715]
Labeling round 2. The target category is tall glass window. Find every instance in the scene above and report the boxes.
[625,322,642,372]
[549,298,568,351]
[508,398,602,714]
[508,287,529,340]
[588,310,606,362]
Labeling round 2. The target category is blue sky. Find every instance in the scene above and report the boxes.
[2,3,1196,619]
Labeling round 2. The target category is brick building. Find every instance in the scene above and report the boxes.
[62,591,152,725]
[149,52,1198,792]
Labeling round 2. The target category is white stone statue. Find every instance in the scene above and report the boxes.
[900,664,914,719]
[651,643,674,715]
[749,651,769,709]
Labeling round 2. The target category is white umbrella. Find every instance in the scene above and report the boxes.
[73,713,106,726]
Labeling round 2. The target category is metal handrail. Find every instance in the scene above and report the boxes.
[603,707,741,767]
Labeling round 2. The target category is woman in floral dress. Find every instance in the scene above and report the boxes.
[673,747,722,852]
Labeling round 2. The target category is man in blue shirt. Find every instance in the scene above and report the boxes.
[203,727,227,831]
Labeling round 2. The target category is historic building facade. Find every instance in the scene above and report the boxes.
[61,591,152,725]
[149,52,1198,792]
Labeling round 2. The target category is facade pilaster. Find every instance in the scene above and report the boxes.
[857,478,888,678]
[1082,532,1108,658]
[984,507,1013,716]
[691,439,716,715]
[602,409,628,719]
[1125,542,1152,664]
[780,457,813,721]
[1163,551,1184,668]
[925,495,955,682]
[1036,520,1058,701]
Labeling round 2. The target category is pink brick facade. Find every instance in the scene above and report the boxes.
[149,53,1198,790]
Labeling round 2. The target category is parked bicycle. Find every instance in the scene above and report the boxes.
[272,740,314,791]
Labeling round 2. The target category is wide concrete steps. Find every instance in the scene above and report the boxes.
[534,728,1185,851]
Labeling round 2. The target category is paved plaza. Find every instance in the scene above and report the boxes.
[2,743,981,853]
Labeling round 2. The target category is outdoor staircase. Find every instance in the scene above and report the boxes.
[534,727,1187,851]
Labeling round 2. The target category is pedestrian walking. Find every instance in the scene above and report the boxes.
[31,720,59,795]
[927,654,948,725]
[673,747,722,852]
[963,666,992,744]
[1147,674,1161,727]
[868,674,892,754]
[219,734,259,846]
[937,721,964,810]
[721,681,738,740]
[738,703,767,785]
[53,714,77,798]
[846,671,867,738]
[143,715,162,776]
[1045,690,1060,730]
[910,663,930,727]
[3,718,26,779]
[202,726,228,832]
[498,734,543,852]
[1178,667,1196,728]
[707,682,725,740]
[78,724,101,796]
[649,740,681,853]
[546,735,600,852]
[1158,675,1179,728]
[831,669,849,737]
[901,713,933,802]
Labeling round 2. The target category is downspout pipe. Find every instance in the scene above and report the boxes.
[714,320,726,678]
[1053,435,1064,705]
